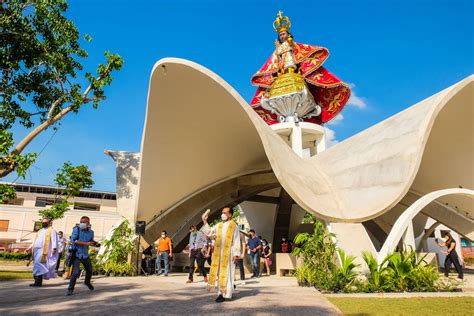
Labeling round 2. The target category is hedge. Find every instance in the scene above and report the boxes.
[0,252,31,260]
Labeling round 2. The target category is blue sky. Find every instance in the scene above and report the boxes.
[5,0,473,192]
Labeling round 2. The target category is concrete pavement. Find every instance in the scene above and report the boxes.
[0,273,342,315]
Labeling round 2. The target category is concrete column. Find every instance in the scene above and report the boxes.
[290,125,303,157]
[402,221,416,250]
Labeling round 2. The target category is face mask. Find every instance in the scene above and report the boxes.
[79,223,87,230]
[221,213,228,221]
[42,223,49,228]
[262,243,267,246]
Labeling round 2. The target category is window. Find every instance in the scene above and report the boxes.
[6,198,24,206]
[33,221,42,232]
[35,197,61,207]
[74,202,100,211]
[0,220,9,232]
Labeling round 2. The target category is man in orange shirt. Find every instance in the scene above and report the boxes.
[155,230,173,276]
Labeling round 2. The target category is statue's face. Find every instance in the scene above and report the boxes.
[279,31,289,43]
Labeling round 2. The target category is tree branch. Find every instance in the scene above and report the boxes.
[47,94,67,121]
[11,63,114,157]
[50,65,65,93]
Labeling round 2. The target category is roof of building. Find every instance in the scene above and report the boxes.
[1,182,117,200]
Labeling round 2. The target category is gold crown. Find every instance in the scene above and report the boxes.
[273,11,291,33]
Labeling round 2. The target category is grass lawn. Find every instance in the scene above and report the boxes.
[0,270,32,281]
[327,297,473,315]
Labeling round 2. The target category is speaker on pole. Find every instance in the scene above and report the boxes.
[135,221,146,235]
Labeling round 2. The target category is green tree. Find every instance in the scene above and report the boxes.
[0,0,123,201]
[39,161,94,220]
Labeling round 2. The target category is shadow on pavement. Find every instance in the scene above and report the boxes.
[0,277,340,315]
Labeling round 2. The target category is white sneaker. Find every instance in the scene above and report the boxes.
[241,281,246,285]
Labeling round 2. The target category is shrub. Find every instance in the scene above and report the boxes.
[0,252,31,261]
[362,251,394,292]
[363,248,455,292]
[97,219,136,276]
[332,249,360,292]
[292,221,338,291]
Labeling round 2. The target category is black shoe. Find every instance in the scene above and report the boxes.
[85,282,94,290]
[30,276,42,287]
[215,295,225,303]
[66,290,73,296]
[234,284,236,289]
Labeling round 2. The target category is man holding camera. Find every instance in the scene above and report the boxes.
[66,216,99,296]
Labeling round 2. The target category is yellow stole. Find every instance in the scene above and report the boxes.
[207,220,236,294]
[35,227,53,263]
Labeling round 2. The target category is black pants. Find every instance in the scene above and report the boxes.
[188,248,206,280]
[56,253,63,271]
[444,251,463,279]
[68,256,93,291]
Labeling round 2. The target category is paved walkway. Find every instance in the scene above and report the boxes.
[0,274,342,315]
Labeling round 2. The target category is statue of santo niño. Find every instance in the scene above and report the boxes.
[251,11,351,125]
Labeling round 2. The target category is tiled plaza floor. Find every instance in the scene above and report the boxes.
[0,273,342,315]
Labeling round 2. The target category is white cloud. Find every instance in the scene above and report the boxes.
[326,113,344,126]
[347,83,367,109]
[324,127,338,148]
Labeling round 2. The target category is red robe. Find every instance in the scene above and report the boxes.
[250,42,350,124]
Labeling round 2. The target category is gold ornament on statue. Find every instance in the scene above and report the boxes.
[273,11,291,33]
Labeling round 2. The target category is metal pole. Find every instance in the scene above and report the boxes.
[136,235,140,276]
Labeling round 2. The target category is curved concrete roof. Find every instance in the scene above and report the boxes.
[136,58,473,225]
[136,59,271,223]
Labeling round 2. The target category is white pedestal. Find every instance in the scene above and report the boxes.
[271,122,326,158]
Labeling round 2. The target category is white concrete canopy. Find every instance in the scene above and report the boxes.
[135,58,473,241]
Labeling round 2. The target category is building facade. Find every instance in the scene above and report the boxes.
[0,183,122,251]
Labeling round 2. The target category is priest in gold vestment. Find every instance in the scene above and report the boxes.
[201,207,241,303]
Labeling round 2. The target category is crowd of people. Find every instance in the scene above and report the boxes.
[28,211,464,303]
[151,212,295,286]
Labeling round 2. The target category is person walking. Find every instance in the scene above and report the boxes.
[156,230,173,276]
[247,229,262,278]
[186,225,207,283]
[235,231,247,285]
[200,206,241,303]
[259,239,272,276]
[67,216,99,296]
[438,232,464,279]
[28,217,59,287]
[55,231,66,272]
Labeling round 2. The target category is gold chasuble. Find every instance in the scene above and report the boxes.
[207,220,236,294]
[201,219,241,299]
